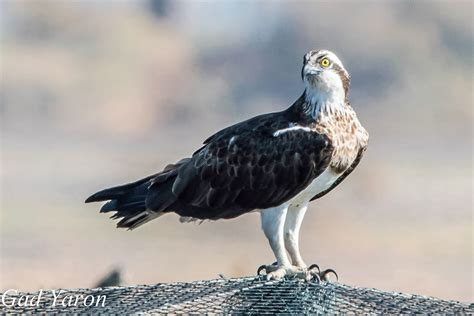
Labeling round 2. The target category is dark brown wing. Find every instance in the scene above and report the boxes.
[146,111,333,220]
[310,146,367,201]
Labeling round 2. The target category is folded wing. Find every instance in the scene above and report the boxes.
[147,113,333,220]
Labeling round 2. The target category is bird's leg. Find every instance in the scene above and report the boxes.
[284,203,308,269]
[284,204,338,282]
[281,203,313,281]
[258,206,295,280]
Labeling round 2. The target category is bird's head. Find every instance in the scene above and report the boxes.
[301,50,350,104]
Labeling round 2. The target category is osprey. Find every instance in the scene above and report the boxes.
[86,49,369,281]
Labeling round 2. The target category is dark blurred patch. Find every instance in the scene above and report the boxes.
[149,0,171,18]
[350,59,397,103]
[94,268,123,288]
[439,23,472,63]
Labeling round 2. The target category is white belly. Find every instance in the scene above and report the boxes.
[286,168,341,206]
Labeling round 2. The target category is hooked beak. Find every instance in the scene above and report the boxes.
[301,64,321,81]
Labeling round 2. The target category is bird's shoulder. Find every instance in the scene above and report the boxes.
[203,111,290,145]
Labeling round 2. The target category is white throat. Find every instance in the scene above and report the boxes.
[303,76,346,119]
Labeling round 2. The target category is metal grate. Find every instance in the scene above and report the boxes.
[1,276,472,314]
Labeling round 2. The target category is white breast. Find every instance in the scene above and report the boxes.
[287,168,341,206]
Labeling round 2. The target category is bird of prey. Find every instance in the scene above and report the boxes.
[86,49,369,281]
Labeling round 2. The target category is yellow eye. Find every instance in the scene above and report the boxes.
[319,58,330,68]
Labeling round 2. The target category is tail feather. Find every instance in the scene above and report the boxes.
[85,175,156,203]
[116,210,163,230]
[85,175,157,229]
[85,161,187,229]
[100,200,117,212]
[86,159,190,230]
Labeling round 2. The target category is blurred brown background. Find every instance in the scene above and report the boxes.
[1,0,472,302]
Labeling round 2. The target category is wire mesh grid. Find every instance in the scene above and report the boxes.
[1,276,472,314]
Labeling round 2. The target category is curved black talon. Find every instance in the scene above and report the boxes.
[257,265,267,275]
[310,272,321,283]
[308,264,320,274]
[320,268,338,281]
[257,262,278,275]
[307,264,338,282]
[308,264,321,283]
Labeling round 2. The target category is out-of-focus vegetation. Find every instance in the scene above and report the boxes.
[1,0,472,301]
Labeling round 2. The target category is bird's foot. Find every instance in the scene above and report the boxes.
[307,264,338,282]
[257,264,313,281]
[257,263,338,281]
[257,262,279,274]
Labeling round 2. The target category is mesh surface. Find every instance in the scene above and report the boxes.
[1,276,472,314]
